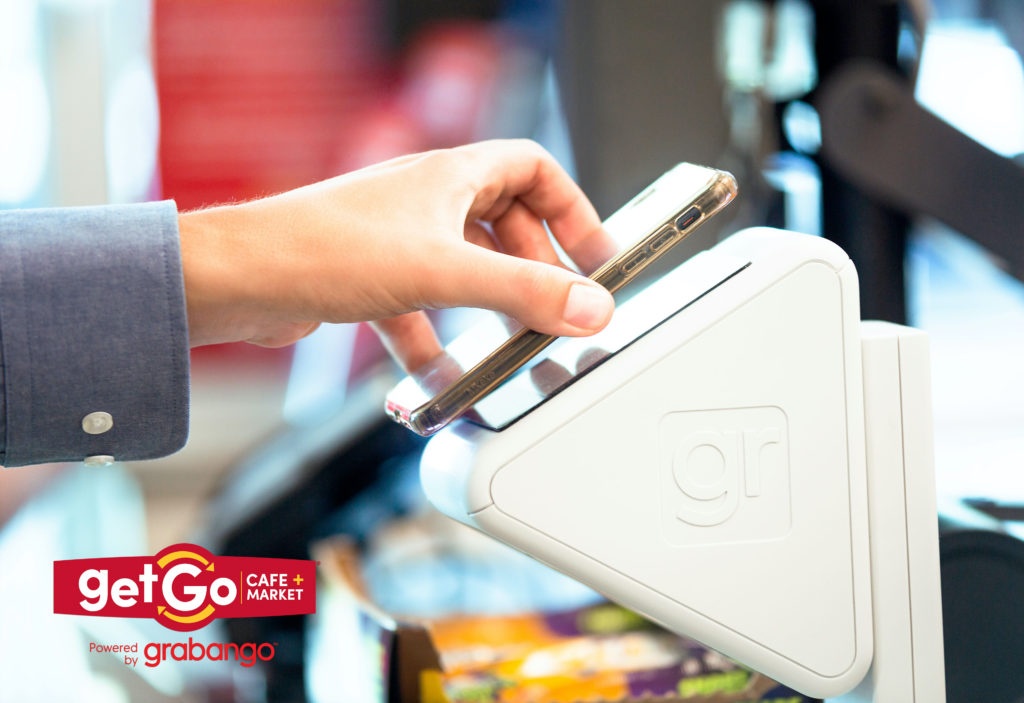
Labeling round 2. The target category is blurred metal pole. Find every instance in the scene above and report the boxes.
[811,0,909,323]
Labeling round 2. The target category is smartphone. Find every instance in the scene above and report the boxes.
[385,162,738,436]
[438,249,751,432]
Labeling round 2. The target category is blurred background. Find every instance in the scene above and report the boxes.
[0,0,1022,701]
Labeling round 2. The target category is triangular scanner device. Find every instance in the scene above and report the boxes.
[420,228,946,701]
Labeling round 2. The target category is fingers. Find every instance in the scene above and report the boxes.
[459,141,604,259]
[347,141,617,374]
[428,245,615,337]
[379,248,612,376]
[458,140,620,275]
[485,199,565,267]
[370,312,443,373]
[399,141,617,341]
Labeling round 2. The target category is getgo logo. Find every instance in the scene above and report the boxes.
[54,543,316,632]
[660,407,791,546]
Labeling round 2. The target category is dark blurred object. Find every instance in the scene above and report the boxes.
[552,0,910,321]
[553,1,738,288]
[555,1,732,218]
[940,526,1024,703]
[817,60,1024,280]
[809,0,911,323]
[812,1,1024,318]
[382,0,502,51]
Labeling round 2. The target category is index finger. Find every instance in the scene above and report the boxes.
[459,140,619,274]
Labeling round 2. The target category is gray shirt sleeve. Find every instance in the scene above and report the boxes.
[0,200,190,467]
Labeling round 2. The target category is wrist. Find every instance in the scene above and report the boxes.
[178,203,323,348]
[178,206,253,347]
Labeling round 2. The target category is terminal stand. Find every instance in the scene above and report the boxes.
[832,322,946,701]
[420,228,946,701]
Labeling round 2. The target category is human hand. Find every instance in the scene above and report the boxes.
[178,139,616,371]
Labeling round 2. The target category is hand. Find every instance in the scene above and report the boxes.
[178,139,616,371]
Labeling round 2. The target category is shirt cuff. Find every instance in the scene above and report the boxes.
[0,200,190,467]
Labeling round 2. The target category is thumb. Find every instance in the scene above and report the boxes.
[433,247,615,336]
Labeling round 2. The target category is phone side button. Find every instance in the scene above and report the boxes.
[675,206,701,231]
[619,250,648,275]
[649,225,678,252]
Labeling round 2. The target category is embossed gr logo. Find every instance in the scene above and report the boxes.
[671,427,782,526]
[660,407,791,545]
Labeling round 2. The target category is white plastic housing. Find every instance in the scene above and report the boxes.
[421,227,873,697]
[832,322,946,702]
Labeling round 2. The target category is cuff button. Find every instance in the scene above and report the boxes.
[82,411,114,435]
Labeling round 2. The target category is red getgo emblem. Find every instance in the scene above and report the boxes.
[53,543,316,632]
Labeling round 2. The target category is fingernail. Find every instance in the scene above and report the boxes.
[563,283,613,331]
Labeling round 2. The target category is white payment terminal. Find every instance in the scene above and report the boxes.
[419,228,946,701]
